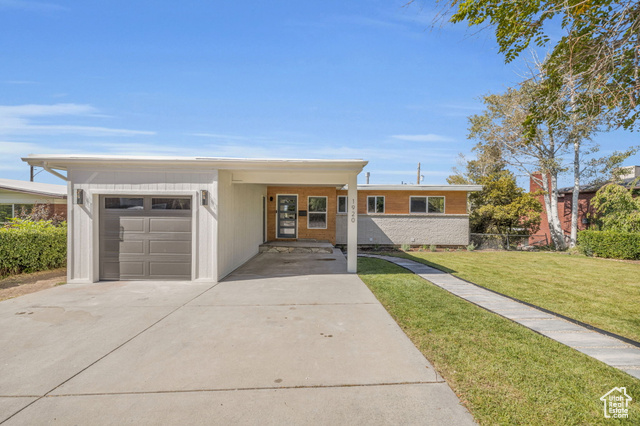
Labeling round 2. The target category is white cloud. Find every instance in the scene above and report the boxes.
[391,134,455,142]
[0,103,156,137]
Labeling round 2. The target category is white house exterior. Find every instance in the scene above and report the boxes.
[22,155,366,284]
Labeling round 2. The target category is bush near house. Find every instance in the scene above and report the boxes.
[0,219,67,276]
[577,230,640,260]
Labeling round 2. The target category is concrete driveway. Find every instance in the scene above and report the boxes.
[0,251,474,425]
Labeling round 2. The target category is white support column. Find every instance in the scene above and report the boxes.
[347,173,358,273]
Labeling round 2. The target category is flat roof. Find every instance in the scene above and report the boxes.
[0,178,67,198]
[22,154,368,172]
[350,184,482,192]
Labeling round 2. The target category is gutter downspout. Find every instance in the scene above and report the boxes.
[42,162,68,182]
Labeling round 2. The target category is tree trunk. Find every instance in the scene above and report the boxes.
[570,141,580,247]
[540,172,567,250]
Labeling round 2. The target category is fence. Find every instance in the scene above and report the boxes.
[470,233,540,250]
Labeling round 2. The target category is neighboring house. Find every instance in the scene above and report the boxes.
[0,178,67,223]
[529,166,640,245]
[22,155,480,284]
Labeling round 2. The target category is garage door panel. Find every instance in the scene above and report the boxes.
[103,218,145,233]
[149,240,191,254]
[103,239,145,255]
[100,195,192,281]
[149,218,191,233]
[149,262,191,277]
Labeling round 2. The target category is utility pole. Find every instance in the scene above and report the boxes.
[30,166,34,182]
[416,163,421,185]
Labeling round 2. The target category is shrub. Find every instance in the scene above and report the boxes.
[0,222,67,276]
[577,230,640,260]
[429,244,437,252]
[467,242,476,251]
[401,244,411,251]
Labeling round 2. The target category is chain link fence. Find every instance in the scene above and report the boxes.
[470,233,543,250]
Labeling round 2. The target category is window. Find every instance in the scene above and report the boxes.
[152,198,191,210]
[0,204,34,223]
[367,196,384,214]
[104,197,144,210]
[428,196,445,213]
[337,196,347,214]
[308,196,327,229]
[410,196,445,214]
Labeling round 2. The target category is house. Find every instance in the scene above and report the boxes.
[529,166,640,245]
[22,154,480,283]
[0,178,67,223]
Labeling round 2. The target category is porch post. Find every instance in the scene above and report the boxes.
[347,173,358,273]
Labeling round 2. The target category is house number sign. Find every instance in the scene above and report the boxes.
[350,198,356,223]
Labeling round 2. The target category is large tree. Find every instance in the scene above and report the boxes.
[439,0,640,130]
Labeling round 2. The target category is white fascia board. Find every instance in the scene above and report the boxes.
[21,154,368,173]
[350,184,483,191]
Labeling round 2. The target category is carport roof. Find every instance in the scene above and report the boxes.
[22,154,368,173]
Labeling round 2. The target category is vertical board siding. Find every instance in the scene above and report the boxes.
[69,167,217,283]
[217,171,267,280]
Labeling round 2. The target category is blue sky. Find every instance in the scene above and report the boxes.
[0,0,637,186]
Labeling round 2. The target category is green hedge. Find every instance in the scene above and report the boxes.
[0,226,67,276]
[577,230,640,260]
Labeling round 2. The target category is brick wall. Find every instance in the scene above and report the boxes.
[266,186,338,244]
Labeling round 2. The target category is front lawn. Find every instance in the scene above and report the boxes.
[358,257,640,425]
[387,251,640,343]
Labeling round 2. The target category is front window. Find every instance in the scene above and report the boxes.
[410,196,445,214]
[337,196,347,214]
[308,196,327,229]
[0,204,34,222]
[367,196,384,214]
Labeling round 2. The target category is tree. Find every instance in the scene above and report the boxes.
[439,0,640,130]
[447,144,542,236]
[590,179,640,232]
[470,170,542,235]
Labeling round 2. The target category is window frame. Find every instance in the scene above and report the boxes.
[307,196,328,230]
[0,203,35,222]
[409,196,446,214]
[337,195,347,214]
[367,196,385,214]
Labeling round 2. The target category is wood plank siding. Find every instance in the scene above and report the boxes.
[336,190,468,215]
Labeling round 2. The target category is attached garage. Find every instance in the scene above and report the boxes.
[99,195,193,280]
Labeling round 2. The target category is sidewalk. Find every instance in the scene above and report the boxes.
[361,254,640,380]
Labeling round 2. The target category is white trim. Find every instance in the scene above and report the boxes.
[367,195,385,214]
[276,194,298,239]
[354,184,482,192]
[337,195,347,214]
[307,195,328,230]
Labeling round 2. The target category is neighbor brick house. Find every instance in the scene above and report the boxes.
[529,166,640,245]
[0,178,67,223]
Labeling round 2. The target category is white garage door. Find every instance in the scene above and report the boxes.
[99,196,192,280]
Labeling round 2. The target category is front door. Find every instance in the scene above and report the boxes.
[277,195,297,238]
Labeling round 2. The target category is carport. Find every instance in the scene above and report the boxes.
[22,155,367,283]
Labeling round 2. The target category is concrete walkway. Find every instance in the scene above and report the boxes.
[362,254,640,380]
[0,250,474,425]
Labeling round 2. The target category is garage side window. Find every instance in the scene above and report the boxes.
[104,197,144,210]
[152,198,191,210]
[367,196,384,214]
[428,196,445,213]
[308,196,327,229]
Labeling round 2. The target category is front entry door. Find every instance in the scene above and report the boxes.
[277,195,297,238]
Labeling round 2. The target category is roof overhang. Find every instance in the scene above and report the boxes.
[22,155,368,186]
[353,184,483,192]
[0,178,67,198]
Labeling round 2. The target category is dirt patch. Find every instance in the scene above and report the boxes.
[0,268,67,301]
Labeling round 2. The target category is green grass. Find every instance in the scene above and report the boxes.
[384,251,640,343]
[358,257,640,425]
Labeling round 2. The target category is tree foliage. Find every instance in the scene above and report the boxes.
[470,170,542,235]
[590,180,640,232]
[442,0,640,129]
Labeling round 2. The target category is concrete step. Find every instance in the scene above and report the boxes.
[259,241,334,254]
